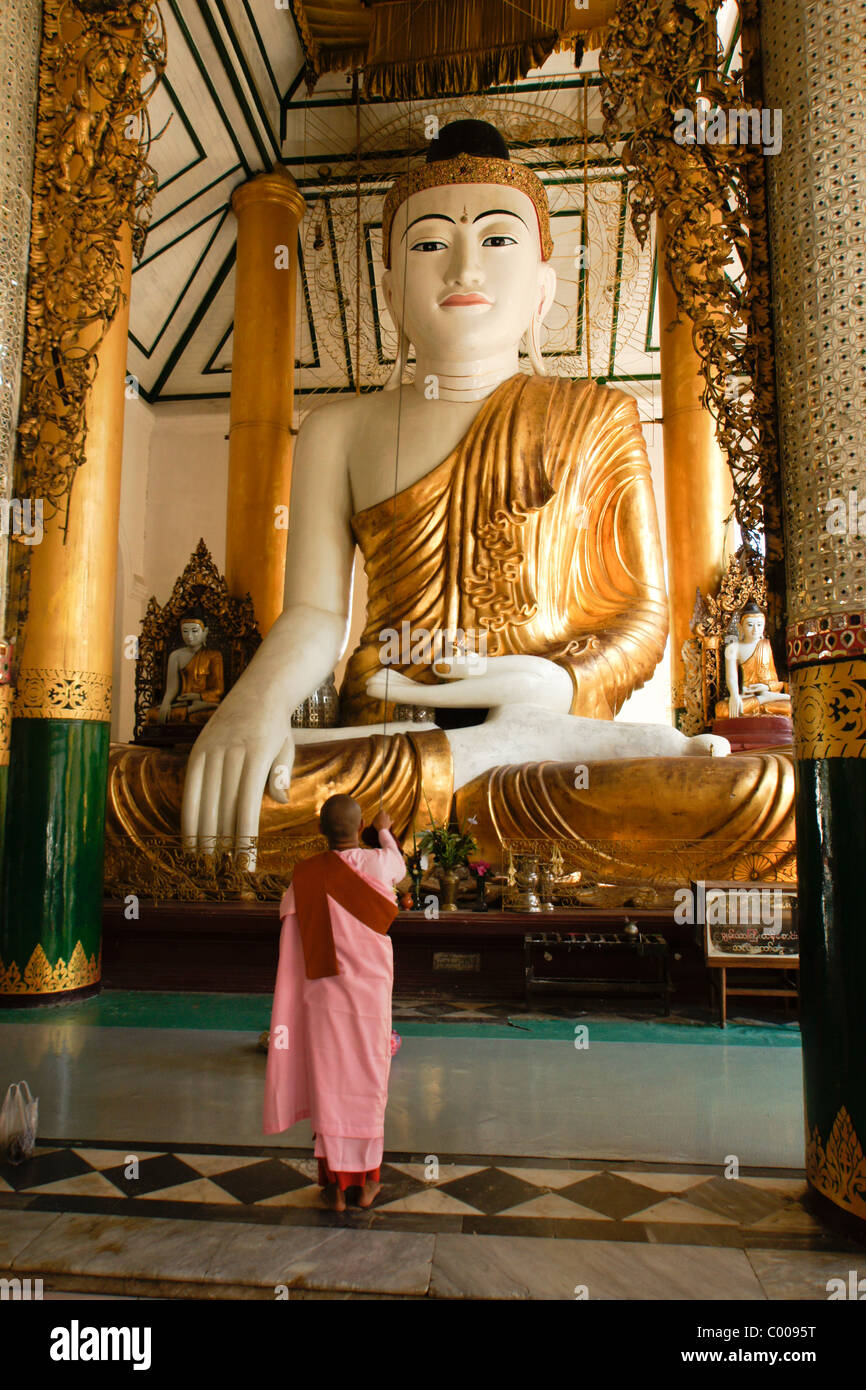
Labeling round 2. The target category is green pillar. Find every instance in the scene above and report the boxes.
[1,721,108,999]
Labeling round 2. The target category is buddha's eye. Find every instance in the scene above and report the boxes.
[411,239,448,252]
[482,235,517,247]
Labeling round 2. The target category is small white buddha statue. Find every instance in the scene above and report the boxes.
[147,608,224,727]
[716,601,790,720]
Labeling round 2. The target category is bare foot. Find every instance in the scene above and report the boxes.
[323,1182,346,1212]
[357,1180,382,1209]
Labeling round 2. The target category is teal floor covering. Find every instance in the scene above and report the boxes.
[0,989,802,1046]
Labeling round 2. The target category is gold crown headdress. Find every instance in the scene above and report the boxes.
[381,122,553,269]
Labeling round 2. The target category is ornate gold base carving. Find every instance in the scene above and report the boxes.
[791,659,866,758]
[0,684,12,764]
[0,940,101,995]
[806,1107,866,1221]
[104,834,327,903]
[13,669,112,721]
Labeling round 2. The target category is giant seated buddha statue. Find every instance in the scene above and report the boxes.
[108,121,795,890]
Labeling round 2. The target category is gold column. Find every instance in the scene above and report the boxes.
[227,171,305,636]
[658,217,733,721]
[17,227,132,705]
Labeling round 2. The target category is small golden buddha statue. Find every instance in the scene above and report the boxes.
[145,608,224,727]
[715,601,790,719]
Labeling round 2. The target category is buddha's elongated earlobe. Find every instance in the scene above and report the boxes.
[384,331,411,390]
[527,310,547,376]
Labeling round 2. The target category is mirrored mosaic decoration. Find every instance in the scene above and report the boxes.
[762,0,866,633]
[0,0,41,639]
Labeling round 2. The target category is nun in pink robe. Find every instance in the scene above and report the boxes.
[263,825,405,1189]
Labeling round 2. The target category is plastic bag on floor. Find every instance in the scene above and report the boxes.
[0,1081,38,1164]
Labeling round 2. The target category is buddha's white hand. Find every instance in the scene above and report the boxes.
[181,680,296,862]
[728,690,743,718]
[431,650,488,679]
[365,669,426,702]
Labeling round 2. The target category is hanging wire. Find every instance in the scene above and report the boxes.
[378,111,415,810]
[583,75,592,383]
[354,70,362,396]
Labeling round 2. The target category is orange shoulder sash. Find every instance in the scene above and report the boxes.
[291,851,398,979]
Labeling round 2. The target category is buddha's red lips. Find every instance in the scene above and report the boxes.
[439,293,492,306]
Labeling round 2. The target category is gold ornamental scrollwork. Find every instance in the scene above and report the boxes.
[11,1,166,637]
[806,1108,866,1221]
[500,835,797,909]
[790,660,866,759]
[0,941,101,995]
[0,685,13,764]
[104,834,327,903]
[13,668,112,721]
[598,0,785,633]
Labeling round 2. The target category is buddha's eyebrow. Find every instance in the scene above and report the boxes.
[402,214,456,238]
[473,208,528,227]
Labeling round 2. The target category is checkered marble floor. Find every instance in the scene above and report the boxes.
[0,1139,847,1252]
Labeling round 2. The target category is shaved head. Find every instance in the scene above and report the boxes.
[320,794,363,847]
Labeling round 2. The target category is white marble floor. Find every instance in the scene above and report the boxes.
[0,1023,804,1167]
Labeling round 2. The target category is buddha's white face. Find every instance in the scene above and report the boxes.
[739,612,765,642]
[181,620,206,648]
[382,183,556,363]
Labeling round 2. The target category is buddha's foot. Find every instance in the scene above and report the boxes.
[684,733,731,757]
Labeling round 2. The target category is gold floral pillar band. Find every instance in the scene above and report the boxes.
[790,661,866,760]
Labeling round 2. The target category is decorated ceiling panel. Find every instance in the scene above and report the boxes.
[127,1,671,422]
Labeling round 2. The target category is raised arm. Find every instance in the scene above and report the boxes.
[182,404,356,853]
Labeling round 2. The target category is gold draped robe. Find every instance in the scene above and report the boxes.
[343,374,669,722]
[106,377,796,897]
[715,638,790,718]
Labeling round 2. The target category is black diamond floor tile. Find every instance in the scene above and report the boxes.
[213,1158,311,1205]
[0,1147,92,1193]
[558,1172,668,1220]
[375,1163,430,1204]
[681,1177,787,1225]
[98,1152,200,1198]
[436,1167,541,1215]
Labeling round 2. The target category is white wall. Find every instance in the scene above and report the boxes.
[112,395,230,742]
